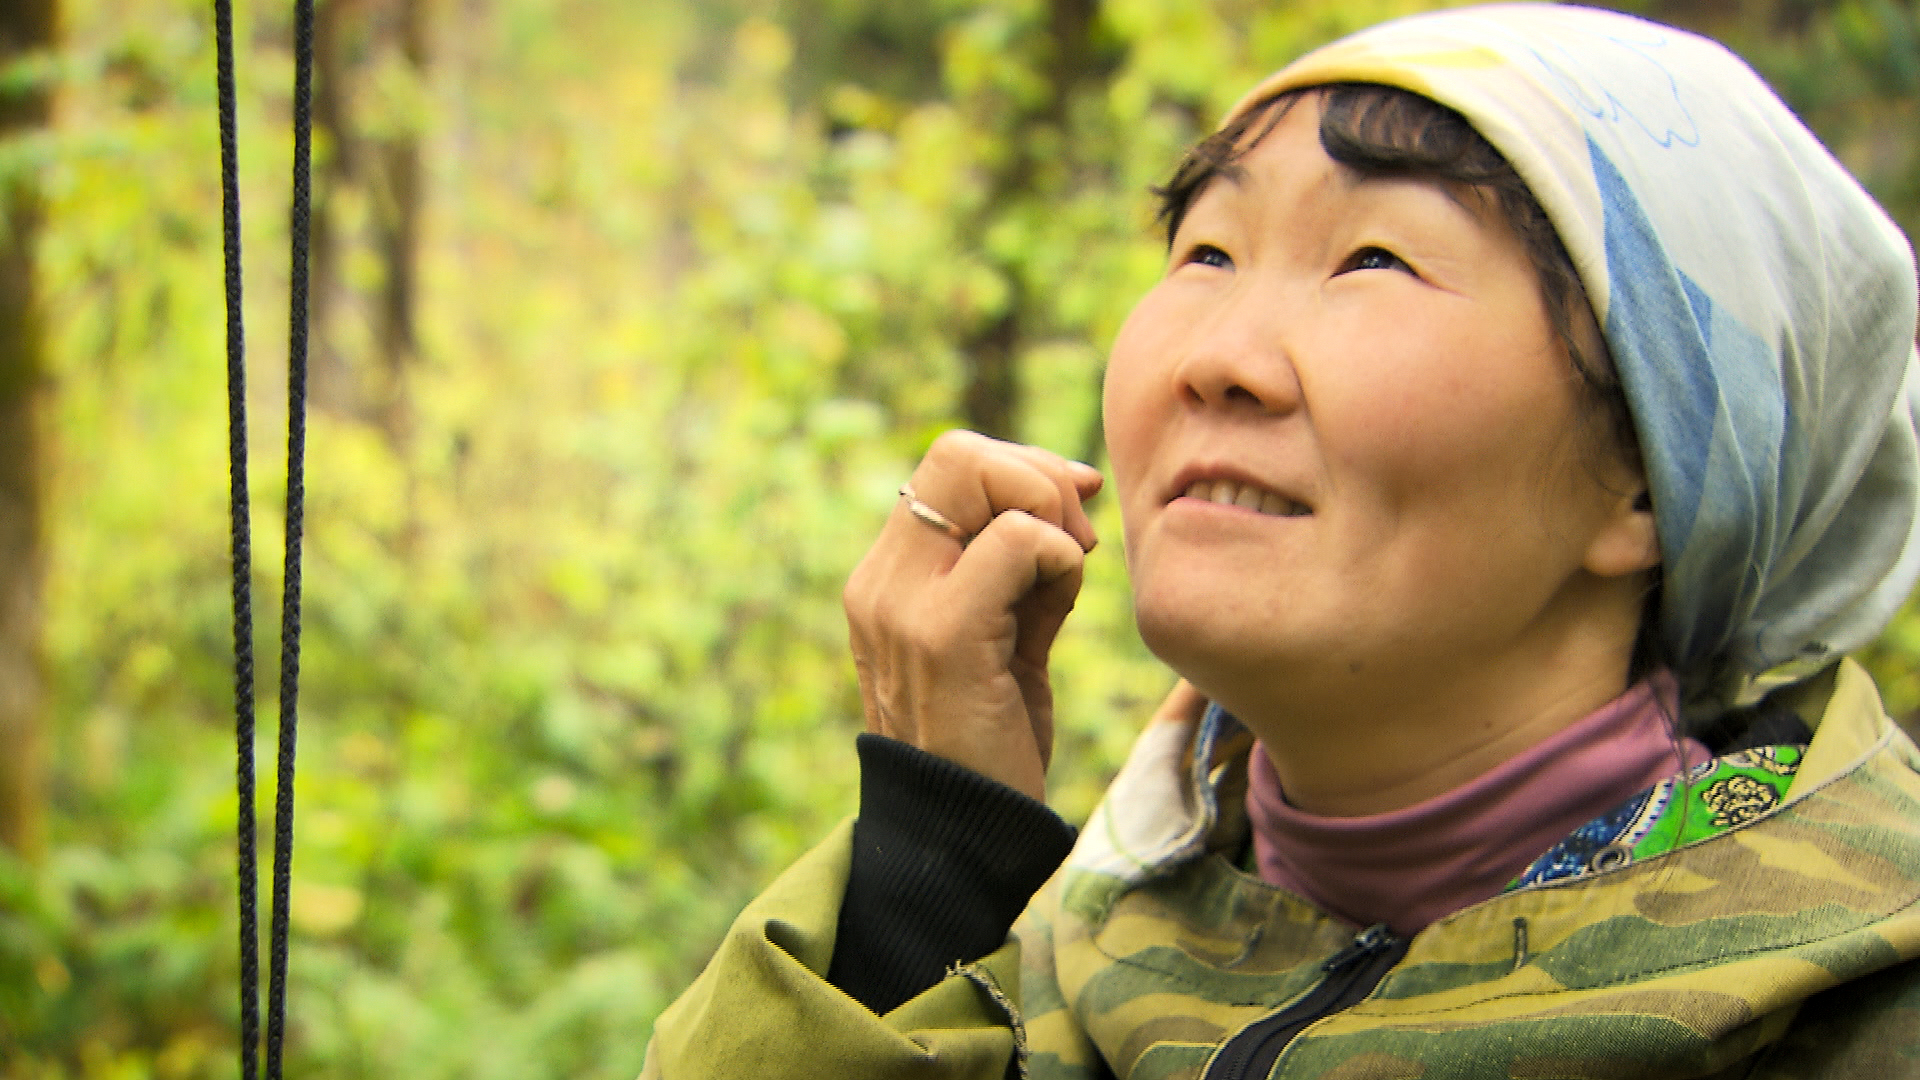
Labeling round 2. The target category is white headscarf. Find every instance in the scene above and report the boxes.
[1231,3,1920,721]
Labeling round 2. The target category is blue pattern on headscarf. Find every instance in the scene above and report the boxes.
[1679,276,1712,351]
[1526,30,1700,150]
[1591,136,1789,674]
[1592,138,1713,554]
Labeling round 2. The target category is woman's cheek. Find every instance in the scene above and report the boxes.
[1101,339,1166,512]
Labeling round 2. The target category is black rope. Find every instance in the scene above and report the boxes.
[266,0,315,1073]
[220,2,314,1077]
[214,2,258,1079]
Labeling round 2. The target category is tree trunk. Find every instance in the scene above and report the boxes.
[957,0,1099,441]
[308,0,358,412]
[0,0,56,861]
[309,0,427,451]
[960,309,1019,442]
[370,0,424,453]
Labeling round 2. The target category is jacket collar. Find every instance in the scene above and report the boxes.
[1065,659,1895,893]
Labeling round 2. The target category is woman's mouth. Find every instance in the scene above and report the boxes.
[1180,479,1311,517]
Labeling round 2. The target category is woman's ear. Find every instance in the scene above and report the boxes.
[1584,487,1661,578]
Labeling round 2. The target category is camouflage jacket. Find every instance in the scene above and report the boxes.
[642,660,1920,1078]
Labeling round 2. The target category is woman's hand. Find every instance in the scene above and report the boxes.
[844,431,1103,802]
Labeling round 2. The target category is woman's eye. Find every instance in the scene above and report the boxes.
[1341,246,1412,274]
[1183,244,1233,270]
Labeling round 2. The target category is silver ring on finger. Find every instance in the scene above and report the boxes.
[899,483,971,546]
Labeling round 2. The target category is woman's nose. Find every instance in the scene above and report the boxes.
[1170,294,1305,415]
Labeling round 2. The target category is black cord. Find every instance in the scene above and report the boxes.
[221,2,313,1077]
[265,0,315,1076]
[214,2,258,1078]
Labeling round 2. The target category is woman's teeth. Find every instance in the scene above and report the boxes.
[1183,479,1309,517]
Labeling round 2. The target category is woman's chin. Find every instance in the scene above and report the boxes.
[1137,597,1297,691]
[1134,590,1383,726]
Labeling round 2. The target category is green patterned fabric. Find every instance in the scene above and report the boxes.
[643,660,1920,1079]
[1507,744,1805,890]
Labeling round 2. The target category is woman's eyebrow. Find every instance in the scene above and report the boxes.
[1184,162,1251,206]
[1167,163,1250,239]
[1339,166,1486,217]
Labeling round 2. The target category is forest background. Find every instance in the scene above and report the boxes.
[0,0,1916,1076]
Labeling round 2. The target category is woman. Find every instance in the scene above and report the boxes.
[644,5,1920,1077]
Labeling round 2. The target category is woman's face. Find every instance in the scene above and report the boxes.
[1105,94,1646,723]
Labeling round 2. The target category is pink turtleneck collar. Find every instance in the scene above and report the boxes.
[1244,673,1707,936]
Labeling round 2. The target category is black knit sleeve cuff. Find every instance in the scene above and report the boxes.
[825,733,1078,1015]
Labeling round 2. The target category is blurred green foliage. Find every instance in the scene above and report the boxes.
[0,0,1915,1077]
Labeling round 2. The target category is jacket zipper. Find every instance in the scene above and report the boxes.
[1201,924,1409,1080]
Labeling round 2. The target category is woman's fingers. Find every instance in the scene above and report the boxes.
[877,509,1084,707]
[1001,442,1103,551]
[903,431,1101,554]
[944,509,1087,616]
